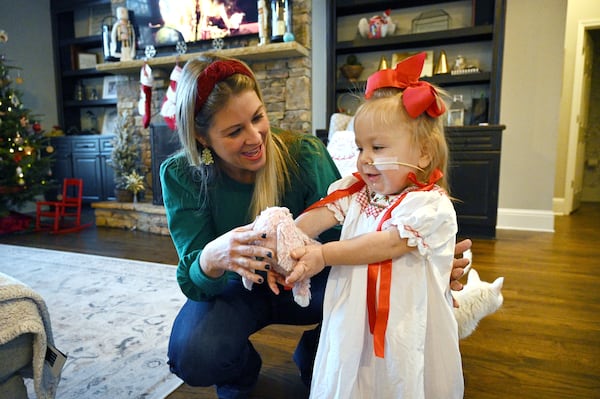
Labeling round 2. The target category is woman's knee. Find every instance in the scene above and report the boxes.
[167,313,252,385]
[168,335,222,386]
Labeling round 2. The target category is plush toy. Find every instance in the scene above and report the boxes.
[244,207,316,307]
[453,266,504,338]
[358,9,397,39]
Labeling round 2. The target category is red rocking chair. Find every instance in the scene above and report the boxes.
[35,178,91,233]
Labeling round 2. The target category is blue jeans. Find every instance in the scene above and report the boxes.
[167,268,330,399]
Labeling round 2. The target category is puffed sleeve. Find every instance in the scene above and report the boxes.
[323,175,360,224]
[385,190,457,256]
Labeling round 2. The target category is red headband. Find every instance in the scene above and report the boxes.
[364,52,445,118]
[195,60,254,113]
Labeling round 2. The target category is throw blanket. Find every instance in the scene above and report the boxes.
[0,272,60,399]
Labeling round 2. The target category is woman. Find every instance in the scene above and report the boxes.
[160,54,471,399]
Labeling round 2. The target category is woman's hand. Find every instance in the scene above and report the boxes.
[285,245,327,285]
[450,238,472,308]
[450,238,472,291]
[266,270,287,295]
[200,223,276,285]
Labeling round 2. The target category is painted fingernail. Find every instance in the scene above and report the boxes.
[261,233,267,239]
[267,252,272,258]
[257,277,264,284]
[256,256,264,261]
[265,264,270,270]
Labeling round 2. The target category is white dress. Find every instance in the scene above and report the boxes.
[309,175,464,399]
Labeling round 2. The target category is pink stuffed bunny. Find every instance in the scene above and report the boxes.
[244,207,317,307]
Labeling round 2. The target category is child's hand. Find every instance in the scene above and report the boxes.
[286,244,326,285]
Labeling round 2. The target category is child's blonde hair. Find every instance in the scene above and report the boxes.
[354,87,450,192]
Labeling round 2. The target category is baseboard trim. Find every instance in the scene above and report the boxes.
[496,208,555,233]
[552,197,567,215]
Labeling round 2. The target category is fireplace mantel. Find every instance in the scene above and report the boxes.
[97,41,309,74]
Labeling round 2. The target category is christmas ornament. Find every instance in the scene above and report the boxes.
[144,45,156,59]
[212,37,224,50]
[175,41,187,55]
[11,93,20,107]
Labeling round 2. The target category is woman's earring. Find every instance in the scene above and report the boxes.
[201,147,214,165]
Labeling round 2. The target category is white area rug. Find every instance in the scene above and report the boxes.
[0,244,185,399]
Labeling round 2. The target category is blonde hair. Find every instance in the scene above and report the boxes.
[354,87,450,192]
[175,54,293,219]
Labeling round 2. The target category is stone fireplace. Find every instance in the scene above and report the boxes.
[93,1,313,235]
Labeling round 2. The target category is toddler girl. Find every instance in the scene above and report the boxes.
[287,52,463,399]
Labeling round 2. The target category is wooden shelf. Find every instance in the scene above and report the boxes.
[97,41,309,74]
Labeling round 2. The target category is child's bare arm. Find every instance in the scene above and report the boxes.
[295,206,339,238]
[286,229,414,284]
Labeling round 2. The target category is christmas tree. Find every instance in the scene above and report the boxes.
[0,30,54,217]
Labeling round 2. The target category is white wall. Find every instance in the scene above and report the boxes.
[0,0,58,129]
[495,0,566,232]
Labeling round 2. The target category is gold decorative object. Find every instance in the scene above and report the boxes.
[434,50,449,75]
[340,64,364,82]
[378,55,388,70]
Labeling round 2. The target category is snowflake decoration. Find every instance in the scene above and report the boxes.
[176,41,187,55]
[144,45,156,59]
[212,38,224,50]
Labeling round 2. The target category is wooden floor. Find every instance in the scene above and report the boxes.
[1,203,599,398]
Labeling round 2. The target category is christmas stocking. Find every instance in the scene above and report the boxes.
[160,64,182,130]
[138,63,153,128]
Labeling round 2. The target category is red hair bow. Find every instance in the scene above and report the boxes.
[195,60,254,113]
[364,52,445,118]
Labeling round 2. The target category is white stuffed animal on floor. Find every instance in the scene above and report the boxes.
[244,207,317,307]
[453,266,504,338]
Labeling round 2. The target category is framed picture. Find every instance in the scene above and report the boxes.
[391,51,434,77]
[102,76,119,99]
[102,108,119,134]
[77,53,97,70]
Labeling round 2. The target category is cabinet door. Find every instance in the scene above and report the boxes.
[448,151,500,238]
[101,155,116,200]
[100,136,115,200]
[72,154,102,202]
